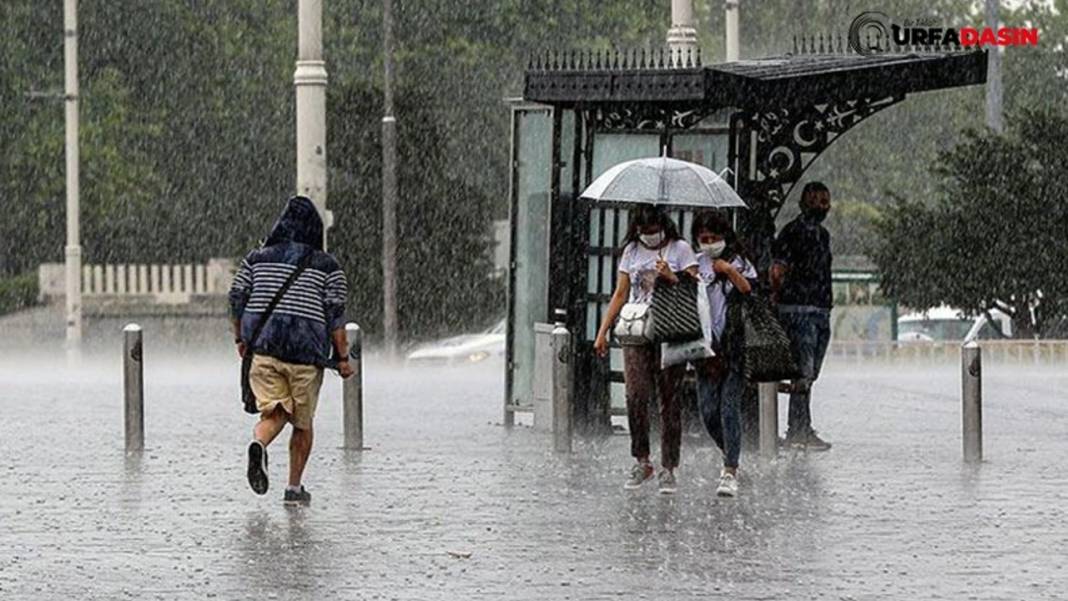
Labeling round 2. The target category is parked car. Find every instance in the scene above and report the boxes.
[405,319,506,365]
[896,306,1012,342]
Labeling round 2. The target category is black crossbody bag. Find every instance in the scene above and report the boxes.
[240,251,313,414]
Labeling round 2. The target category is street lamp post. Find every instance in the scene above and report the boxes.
[64,0,82,350]
[985,0,1003,133]
[381,0,399,358]
[725,0,740,62]
[666,0,699,65]
[295,0,331,244]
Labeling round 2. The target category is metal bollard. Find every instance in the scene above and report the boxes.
[962,341,983,463]
[123,323,144,452]
[342,322,364,450]
[757,382,779,459]
[551,324,572,453]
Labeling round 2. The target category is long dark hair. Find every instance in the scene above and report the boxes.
[621,203,681,248]
[691,210,751,263]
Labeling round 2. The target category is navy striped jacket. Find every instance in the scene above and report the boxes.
[229,197,347,367]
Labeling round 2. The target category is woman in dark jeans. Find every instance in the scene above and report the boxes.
[593,204,698,495]
[691,211,756,498]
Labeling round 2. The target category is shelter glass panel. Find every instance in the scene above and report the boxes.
[584,133,658,345]
[671,132,729,174]
[509,108,553,408]
[591,133,661,179]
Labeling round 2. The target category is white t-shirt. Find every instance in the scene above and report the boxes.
[618,239,698,304]
[697,252,757,343]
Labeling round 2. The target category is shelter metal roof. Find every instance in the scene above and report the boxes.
[524,48,987,110]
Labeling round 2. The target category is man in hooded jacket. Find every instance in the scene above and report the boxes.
[229,196,353,505]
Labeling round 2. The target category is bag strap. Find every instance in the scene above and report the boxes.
[247,249,314,348]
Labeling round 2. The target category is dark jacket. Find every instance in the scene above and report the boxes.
[228,196,347,366]
[771,214,833,309]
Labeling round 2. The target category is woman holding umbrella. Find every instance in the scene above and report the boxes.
[593,203,698,495]
[690,211,756,498]
[584,156,749,495]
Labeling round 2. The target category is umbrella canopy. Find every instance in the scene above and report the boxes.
[580,157,747,208]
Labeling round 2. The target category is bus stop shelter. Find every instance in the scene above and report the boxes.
[505,40,987,431]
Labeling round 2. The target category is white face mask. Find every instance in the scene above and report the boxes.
[639,232,664,248]
[700,241,727,258]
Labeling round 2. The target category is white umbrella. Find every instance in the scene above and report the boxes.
[580,157,747,208]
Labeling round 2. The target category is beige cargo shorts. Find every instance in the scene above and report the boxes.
[249,354,324,430]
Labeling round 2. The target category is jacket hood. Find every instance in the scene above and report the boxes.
[265,196,323,250]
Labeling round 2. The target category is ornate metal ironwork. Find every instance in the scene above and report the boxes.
[528,47,702,72]
[791,30,970,55]
[589,103,712,131]
[735,94,904,215]
[792,32,852,54]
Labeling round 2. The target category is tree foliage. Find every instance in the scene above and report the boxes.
[328,81,503,339]
[870,107,1068,337]
[0,0,674,340]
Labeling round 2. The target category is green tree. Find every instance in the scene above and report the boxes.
[869,107,1068,337]
[0,3,166,273]
[1,0,667,341]
[328,80,503,341]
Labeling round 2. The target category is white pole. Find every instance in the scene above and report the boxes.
[551,322,573,453]
[64,0,82,350]
[984,0,1003,133]
[667,0,699,66]
[342,322,364,449]
[381,0,399,358]
[758,382,778,459]
[725,0,740,62]
[295,0,331,244]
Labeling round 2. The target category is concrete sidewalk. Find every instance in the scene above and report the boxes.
[0,355,1065,600]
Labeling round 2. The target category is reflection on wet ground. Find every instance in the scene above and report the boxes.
[0,355,1065,599]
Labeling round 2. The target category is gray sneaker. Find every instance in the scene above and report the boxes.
[623,462,654,490]
[657,469,677,495]
[788,431,832,452]
[805,431,832,451]
[716,470,738,498]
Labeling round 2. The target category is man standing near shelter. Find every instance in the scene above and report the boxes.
[229,196,353,505]
[770,182,833,451]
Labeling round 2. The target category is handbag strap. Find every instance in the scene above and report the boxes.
[247,249,314,348]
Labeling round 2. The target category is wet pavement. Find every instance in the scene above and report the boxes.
[1,352,1066,600]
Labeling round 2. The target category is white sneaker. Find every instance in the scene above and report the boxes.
[715,470,738,498]
[657,469,678,495]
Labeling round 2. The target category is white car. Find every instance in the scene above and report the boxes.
[897,305,1012,342]
[405,319,506,365]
